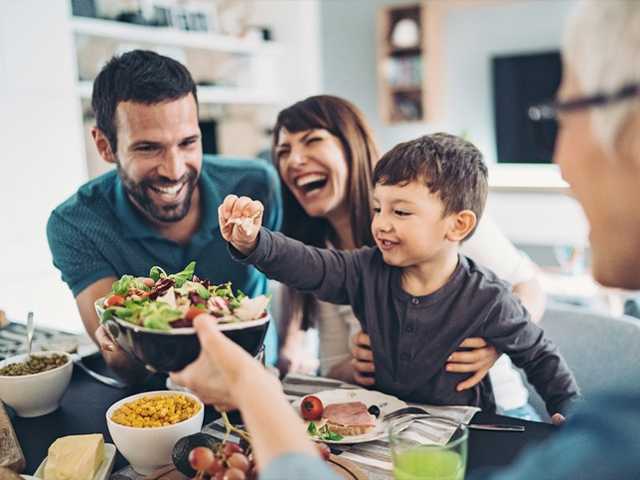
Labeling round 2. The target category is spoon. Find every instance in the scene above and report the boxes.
[26,311,34,357]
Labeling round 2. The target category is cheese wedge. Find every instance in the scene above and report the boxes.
[44,434,104,480]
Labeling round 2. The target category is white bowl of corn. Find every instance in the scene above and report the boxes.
[106,390,204,475]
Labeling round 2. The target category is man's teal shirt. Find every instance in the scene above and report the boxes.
[47,155,283,364]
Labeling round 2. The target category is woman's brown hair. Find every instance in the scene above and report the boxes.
[271,95,379,331]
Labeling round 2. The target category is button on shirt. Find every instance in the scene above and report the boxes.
[234,228,579,416]
[47,155,283,363]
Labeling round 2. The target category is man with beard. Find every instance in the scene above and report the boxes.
[46,50,282,382]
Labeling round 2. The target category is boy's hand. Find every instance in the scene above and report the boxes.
[551,413,566,426]
[218,194,264,255]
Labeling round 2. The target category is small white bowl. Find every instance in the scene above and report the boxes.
[106,390,204,475]
[0,351,73,417]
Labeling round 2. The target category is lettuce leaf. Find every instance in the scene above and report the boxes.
[149,266,167,282]
[140,302,183,331]
[168,261,196,288]
[111,275,135,296]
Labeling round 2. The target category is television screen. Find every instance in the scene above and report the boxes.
[492,51,561,164]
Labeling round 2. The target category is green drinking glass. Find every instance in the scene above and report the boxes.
[389,415,468,480]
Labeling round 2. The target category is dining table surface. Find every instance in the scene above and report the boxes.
[12,353,556,478]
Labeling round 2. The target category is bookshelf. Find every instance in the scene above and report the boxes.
[376,2,442,124]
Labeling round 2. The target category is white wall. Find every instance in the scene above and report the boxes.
[0,0,87,330]
[249,0,322,106]
[320,0,588,246]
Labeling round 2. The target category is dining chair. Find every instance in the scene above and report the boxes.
[518,304,640,422]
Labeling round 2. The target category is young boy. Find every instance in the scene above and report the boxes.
[219,133,579,421]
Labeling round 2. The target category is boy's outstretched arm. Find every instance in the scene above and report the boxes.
[218,195,368,307]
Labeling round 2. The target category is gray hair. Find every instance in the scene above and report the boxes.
[564,0,640,149]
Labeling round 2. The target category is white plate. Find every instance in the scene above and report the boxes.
[294,389,407,444]
[33,443,116,480]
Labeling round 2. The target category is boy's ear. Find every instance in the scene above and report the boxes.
[445,210,477,242]
[91,127,117,164]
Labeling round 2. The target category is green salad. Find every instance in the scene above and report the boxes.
[100,261,270,331]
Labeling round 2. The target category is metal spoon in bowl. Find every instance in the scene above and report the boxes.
[26,311,34,357]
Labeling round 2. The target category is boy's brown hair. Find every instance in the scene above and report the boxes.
[373,133,488,238]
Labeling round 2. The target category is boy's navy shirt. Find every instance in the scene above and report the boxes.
[234,228,579,415]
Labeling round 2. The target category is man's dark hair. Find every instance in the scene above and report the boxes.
[373,133,488,237]
[92,49,198,151]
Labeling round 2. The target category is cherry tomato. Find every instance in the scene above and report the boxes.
[185,306,206,322]
[188,446,214,471]
[300,395,324,421]
[105,295,125,307]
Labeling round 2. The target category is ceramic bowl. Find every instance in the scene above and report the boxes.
[0,351,73,417]
[106,390,204,475]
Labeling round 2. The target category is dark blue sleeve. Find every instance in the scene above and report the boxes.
[46,211,115,296]
[470,389,640,480]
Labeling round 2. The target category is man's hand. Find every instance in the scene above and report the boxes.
[446,337,499,392]
[218,194,263,255]
[351,331,375,387]
[551,413,566,426]
[170,314,266,411]
[94,324,146,384]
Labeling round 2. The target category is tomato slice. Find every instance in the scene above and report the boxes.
[185,306,206,322]
[105,295,125,307]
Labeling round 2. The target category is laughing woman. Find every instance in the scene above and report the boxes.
[272,95,546,420]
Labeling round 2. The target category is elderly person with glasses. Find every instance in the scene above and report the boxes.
[473,1,640,478]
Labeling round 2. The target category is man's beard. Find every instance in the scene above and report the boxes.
[117,162,199,223]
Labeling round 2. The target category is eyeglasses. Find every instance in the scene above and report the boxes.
[527,83,640,155]
[528,83,640,122]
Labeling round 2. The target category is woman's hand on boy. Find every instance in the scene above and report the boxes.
[351,331,376,386]
[446,337,499,391]
[218,194,264,255]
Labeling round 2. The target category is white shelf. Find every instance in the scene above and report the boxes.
[488,164,570,193]
[77,81,280,105]
[71,16,282,55]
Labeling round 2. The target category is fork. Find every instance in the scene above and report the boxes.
[384,406,525,432]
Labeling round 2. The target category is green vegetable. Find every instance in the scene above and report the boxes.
[318,424,343,441]
[168,261,196,288]
[228,289,247,310]
[306,422,343,441]
[194,282,211,300]
[149,265,167,282]
[307,422,317,435]
[112,275,135,296]
[140,302,182,331]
